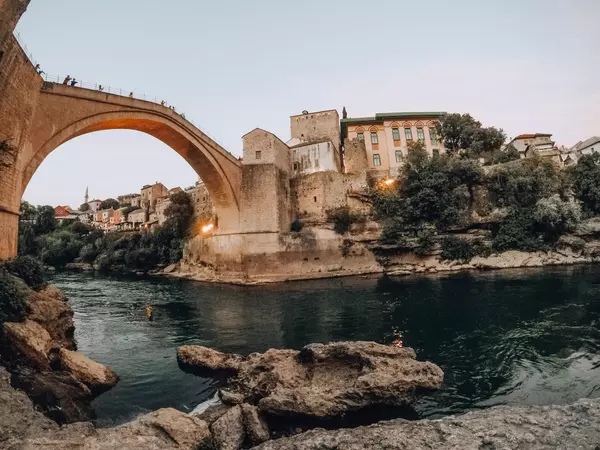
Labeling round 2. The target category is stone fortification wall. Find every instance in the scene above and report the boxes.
[241,129,291,233]
[290,110,340,151]
[343,138,368,175]
[291,170,369,223]
[0,0,40,259]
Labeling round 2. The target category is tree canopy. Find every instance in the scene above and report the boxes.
[79,202,90,212]
[99,198,119,210]
[436,113,506,157]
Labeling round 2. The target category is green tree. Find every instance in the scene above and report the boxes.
[34,205,56,235]
[20,200,37,222]
[163,192,194,238]
[99,198,119,210]
[79,202,90,212]
[436,113,505,156]
[569,153,600,215]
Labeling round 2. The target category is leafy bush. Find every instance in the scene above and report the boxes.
[492,210,547,252]
[0,256,45,291]
[570,153,600,215]
[0,270,28,327]
[440,236,476,262]
[533,195,581,241]
[414,229,436,256]
[290,218,303,232]
[327,207,358,234]
[471,238,492,258]
[486,157,564,209]
[79,244,98,264]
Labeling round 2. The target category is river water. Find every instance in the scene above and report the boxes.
[49,266,600,427]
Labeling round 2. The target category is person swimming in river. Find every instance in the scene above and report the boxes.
[391,329,403,347]
[146,305,153,321]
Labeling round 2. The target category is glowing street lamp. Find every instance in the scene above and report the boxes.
[384,178,395,186]
[201,223,214,234]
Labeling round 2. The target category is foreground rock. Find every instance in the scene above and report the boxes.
[0,281,118,424]
[1,320,53,370]
[59,348,119,395]
[179,341,443,421]
[177,345,243,374]
[26,285,75,349]
[255,398,600,450]
[4,363,600,449]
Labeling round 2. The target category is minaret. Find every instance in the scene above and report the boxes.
[84,186,89,204]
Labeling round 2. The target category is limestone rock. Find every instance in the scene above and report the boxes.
[195,403,232,424]
[1,320,53,370]
[219,388,244,405]
[233,341,443,419]
[254,398,600,450]
[26,288,75,349]
[140,407,211,449]
[241,403,270,445]
[59,348,119,395]
[0,366,58,444]
[177,345,243,374]
[10,368,94,424]
[210,404,245,450]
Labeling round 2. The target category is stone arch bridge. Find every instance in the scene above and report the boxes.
[0,81,243,258]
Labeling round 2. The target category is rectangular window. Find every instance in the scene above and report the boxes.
[357,132,364,142]
[429,127,438,146]
[395,150,403,163]
[370,131,379,145]
[404,128,413,141]
[255,151,261,160]
[417,128,425,143]
[392,128,401,141]
[373,154,381,166]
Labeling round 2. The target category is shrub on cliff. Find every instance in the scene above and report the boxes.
[533,195,581,241]
[290,218,304,232]
[569,153,600,215]
[414,229,436,256]
[440,236,475,262]
[0,256,45,291]
[0,270,28,327]
[492,210,547,252]
[327,206,359,234]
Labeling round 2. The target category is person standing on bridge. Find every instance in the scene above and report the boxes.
[70,78,78,87]
[63,75,71,85]
[129,92,134,98]
[98,85,104,92]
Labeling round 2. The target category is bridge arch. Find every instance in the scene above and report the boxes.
[18,83,242,233]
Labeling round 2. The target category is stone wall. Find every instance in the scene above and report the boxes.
[342,138,368,175]
[0,0,39,259]
[290,171,369,223]
[240,129,291,233]
[290,110,340,152]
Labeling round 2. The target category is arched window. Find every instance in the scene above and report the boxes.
[369,126,379,147]
[355,127,365,143]
[390,122,401,143]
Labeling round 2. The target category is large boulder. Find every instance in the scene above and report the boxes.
[10,368,95,424]
[254,398,600,450]
[139,408,211,449]
[59,348,119,395]
[1,319,53,370]
[241,403,270,445]
[179,341,443,422]
[210,404,245,450]
[177,345,243,374]
[235,341,443,419]
[26,288,75,349]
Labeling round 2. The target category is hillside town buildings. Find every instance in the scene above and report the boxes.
[53,108,596,237]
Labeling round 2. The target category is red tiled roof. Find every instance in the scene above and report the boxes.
[514,133,552,139]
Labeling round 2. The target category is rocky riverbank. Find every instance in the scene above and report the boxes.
[176,341,444,447]
[0,274,118,424]
[3,358,600,449]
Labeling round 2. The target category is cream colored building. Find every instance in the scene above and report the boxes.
[341,112,446,177]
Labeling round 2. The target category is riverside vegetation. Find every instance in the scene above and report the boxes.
[368,113,600,263]
[17,191,195,273]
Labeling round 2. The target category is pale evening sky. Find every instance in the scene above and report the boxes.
[15,0,599,208]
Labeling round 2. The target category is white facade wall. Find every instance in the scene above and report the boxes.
[290,141,340,177]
